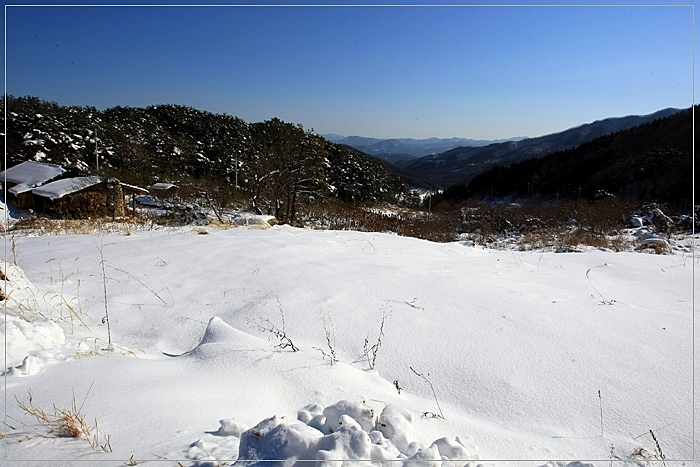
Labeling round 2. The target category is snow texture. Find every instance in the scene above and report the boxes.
[0,223,696,467]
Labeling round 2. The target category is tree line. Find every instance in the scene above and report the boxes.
[2,96,412,224]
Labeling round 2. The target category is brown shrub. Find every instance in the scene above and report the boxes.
[302,201,460,242]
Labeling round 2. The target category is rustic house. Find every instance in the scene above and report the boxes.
[2,160,149,218]
[33,177,149,218]
[0,160,67,208]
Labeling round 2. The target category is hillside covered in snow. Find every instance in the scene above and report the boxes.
[3,96,413,225]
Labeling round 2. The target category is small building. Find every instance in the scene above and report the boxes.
[33,177,150,218]
[2,160,149,218]
[0,161,67,208]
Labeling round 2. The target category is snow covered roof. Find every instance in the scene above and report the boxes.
[1,161,67,194]
[32,176,104,201]
[8,183,36,196]
[151,182,178,191]
[119,182,149,194]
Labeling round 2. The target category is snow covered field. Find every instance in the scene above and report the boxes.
[2,222,696,466]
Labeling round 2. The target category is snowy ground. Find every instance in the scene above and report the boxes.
[1,221,697,466]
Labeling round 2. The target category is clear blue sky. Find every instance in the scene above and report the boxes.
[4,2,694,139]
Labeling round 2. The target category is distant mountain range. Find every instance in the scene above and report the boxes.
[331,108,683,188]
[323,135,526,164]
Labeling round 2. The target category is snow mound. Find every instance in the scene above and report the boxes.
[198,316,246,345]
[227,212,277,227]
[319,399,377,434]
[5,354,43,376]
[217,400,474,466]
[2,316,66,374]
[1,261,64,319]
[238,415,323,464]
[0,197,20,228]
[181,316,264,360]
[215,419,249,437]
[376,404,416,453]
[1,261,71,373]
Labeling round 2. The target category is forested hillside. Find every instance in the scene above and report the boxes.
[442,107,695,209]
[402,107,682,188]
[2,96,411,223]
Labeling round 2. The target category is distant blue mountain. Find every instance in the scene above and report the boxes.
[323,135,526,163]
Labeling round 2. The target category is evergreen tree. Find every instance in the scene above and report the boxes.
[249,118,329,224]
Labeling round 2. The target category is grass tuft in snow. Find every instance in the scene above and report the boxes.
[362,302,391,370]
[76,336,137,358]
[598,389,605,439]
[313,311,338,365]
[586,268,616,305]
[649,429,667,467]
[409,366,445,420]
[626,428,673,465]
[248,299,299,352]
[10,385,112,452]
[47,260,90,333]
[97,230,114,351]
[249,317,300,352]
[1,259,90,330]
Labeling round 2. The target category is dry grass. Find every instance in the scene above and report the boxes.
[11,216,150,236]
[362,303,391,370]
[248,300,299,352]
[458,198,687,251]
[313,311,338,365]
[649,429,667,467]
[409,366,445,420]
[9,389,112,452]
[626,428,671,466]
[7,197,689,253]
[1,260,91,330]
[303,201,460,242]
[249,316,299,351]
[7,205,196,237]
[76,336,138,358]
